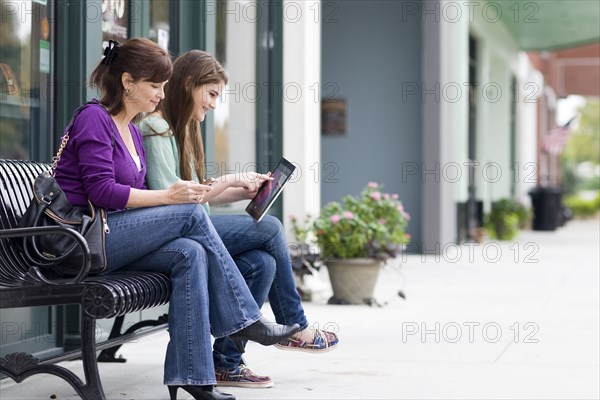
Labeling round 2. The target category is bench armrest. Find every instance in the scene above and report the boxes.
[0,226,91,284]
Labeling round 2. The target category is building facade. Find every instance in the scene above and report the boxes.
[1,0,599,363]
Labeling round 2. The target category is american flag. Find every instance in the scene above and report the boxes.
[541,118,574,155]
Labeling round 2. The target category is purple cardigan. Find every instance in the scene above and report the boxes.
[55,103,147,210]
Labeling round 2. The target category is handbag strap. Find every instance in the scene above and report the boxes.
[50,99,116,175]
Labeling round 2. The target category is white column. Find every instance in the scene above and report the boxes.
[518,55,543,205]
[282,1,321,238]
[421,0,468,252]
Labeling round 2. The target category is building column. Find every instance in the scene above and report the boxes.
[421,0,468,252]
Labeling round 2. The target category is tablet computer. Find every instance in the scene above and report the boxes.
[245,157,296,222]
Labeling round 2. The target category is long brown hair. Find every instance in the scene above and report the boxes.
[90,38,172,118]
[159,50,228,182]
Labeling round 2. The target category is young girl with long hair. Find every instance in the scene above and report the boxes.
[141,50,339,389]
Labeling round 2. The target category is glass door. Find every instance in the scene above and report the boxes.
[209,0,282,216]
[211,0,259,213]
[0,0,57,358]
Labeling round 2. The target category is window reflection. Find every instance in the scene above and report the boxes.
[0,0,53,160]
[102,0,129,50]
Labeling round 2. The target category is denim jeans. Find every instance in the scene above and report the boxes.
[104,204,261,385]
[211,214,309,370]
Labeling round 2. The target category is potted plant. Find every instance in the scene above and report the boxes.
[484,198,530,241]
[292,182,411,304]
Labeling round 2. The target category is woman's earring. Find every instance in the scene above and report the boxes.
[125,88,130,96]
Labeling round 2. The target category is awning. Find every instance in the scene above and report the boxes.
[497,0,600,51]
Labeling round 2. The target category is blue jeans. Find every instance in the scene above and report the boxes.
[104,204,261,385]
[211,215,309,370]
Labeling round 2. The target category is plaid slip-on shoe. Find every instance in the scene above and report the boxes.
[273,328,339,353]
[215,364,274,388]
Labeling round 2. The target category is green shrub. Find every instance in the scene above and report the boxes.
[513,202,532,229]
[564,193,600,218]
[484,199,526,241]
[580,177,600,191]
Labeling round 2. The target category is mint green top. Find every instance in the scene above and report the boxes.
[139,114,210,214]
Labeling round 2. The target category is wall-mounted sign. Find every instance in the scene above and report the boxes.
[39,40,50,74]
[322,99,347,136]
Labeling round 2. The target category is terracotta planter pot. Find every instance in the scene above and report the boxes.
[325,258,383,305]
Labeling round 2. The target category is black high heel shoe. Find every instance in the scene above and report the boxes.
[167,385,235,400]
[229,317,300,351]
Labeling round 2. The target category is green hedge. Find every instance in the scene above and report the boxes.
[564,193,600,218]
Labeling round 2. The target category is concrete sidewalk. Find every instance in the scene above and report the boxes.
[1,219,599,399]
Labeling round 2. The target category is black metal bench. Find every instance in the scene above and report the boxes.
[0,159,172,400]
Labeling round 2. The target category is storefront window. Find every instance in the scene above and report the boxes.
[213,0,258,212]
[0,0,54,160]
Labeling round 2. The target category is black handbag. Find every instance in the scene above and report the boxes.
[17,101,108,275]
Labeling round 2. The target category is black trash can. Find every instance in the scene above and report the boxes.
[529,187,563,231]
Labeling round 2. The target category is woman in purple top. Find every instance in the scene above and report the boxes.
[54,38,299,400]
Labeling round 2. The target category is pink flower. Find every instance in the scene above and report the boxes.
[330,214,341,224]
[397,204,405,213]
[370,191,382,201]
[368,182,378,188]
[402,211,411,221]
[379,218,386,225]
[383,193,390,200]
[392,194,399,200]
[343,211,354,220]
